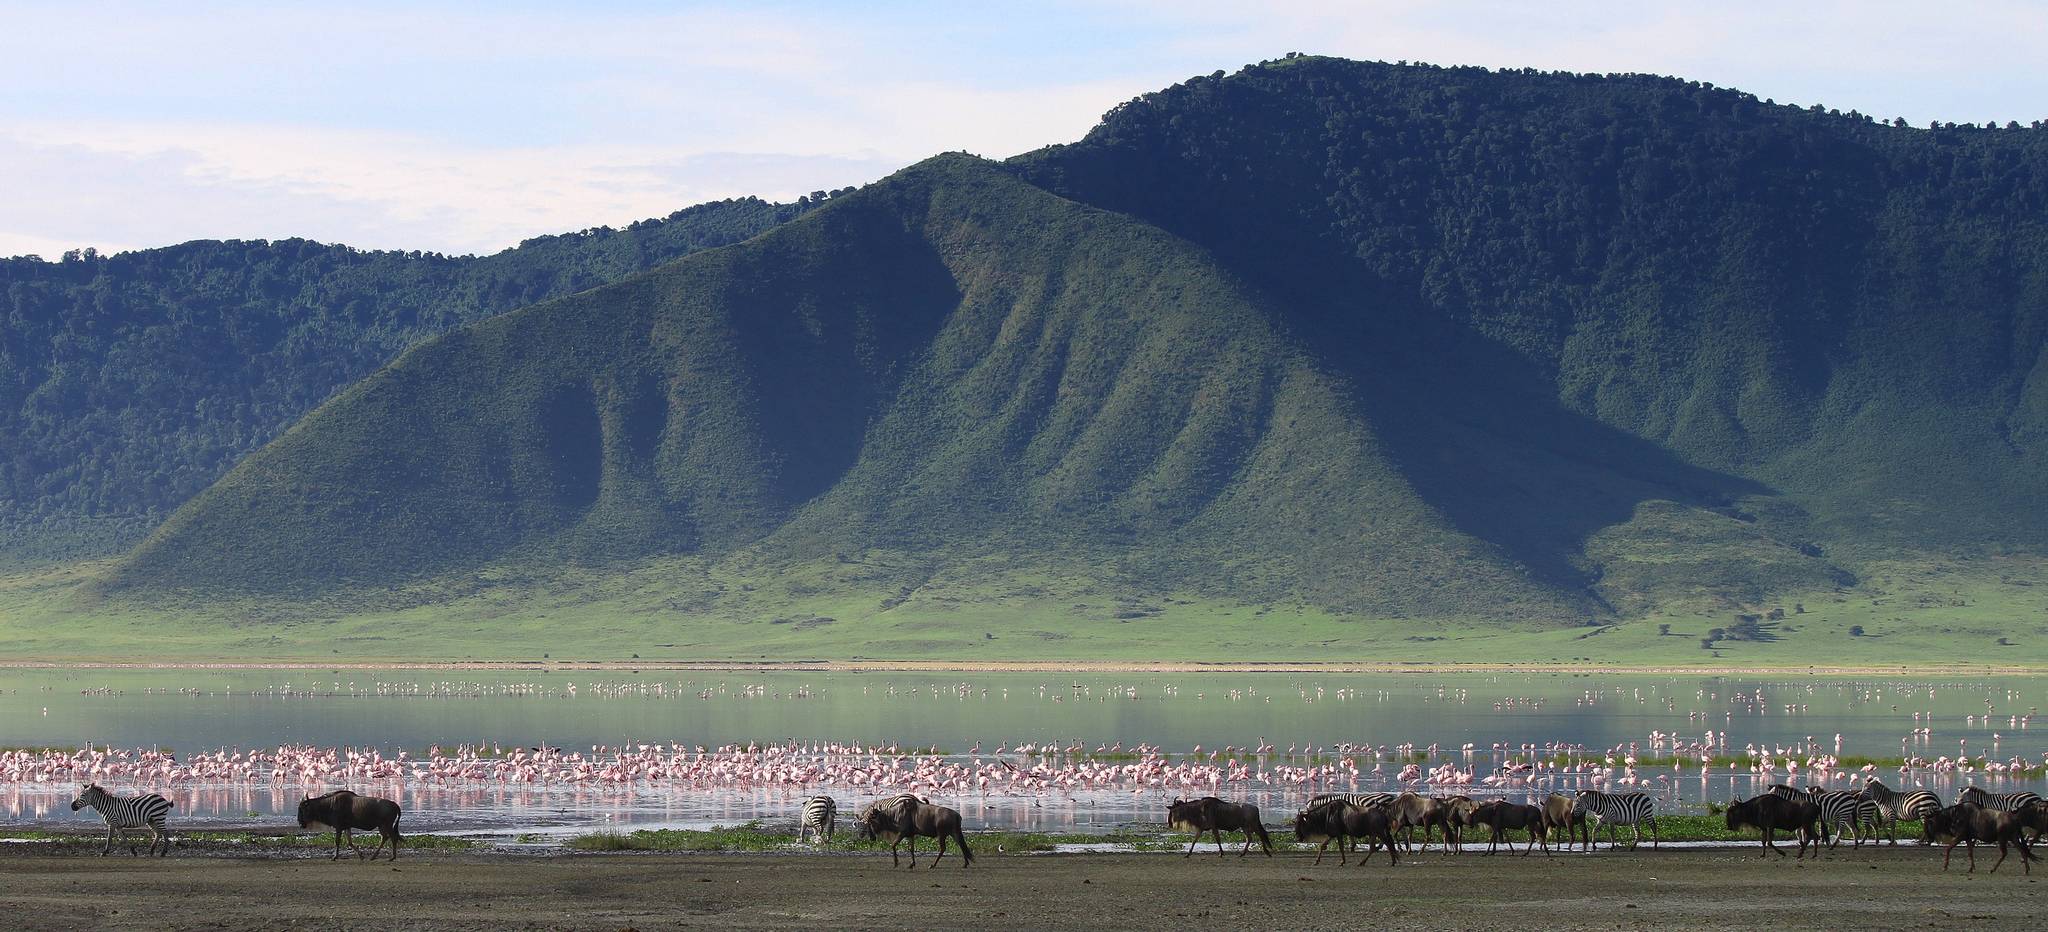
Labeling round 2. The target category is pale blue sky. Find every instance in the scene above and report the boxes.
[4,1,2045,258]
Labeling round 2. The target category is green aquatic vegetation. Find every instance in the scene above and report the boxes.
[0,829,473,850]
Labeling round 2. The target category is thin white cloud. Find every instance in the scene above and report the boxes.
[3,1,2044,257]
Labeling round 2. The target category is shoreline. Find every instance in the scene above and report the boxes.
[0,658,2039,675]
[0,847,2035,931]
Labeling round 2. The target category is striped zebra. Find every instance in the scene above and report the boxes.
[1958,787,2045,842]
[1958,787,2043,812]
[798,795,838,843]
[1767,785,1877,846]
[857,794,924,822]
[1308,793,1396,810]
[1572,790,1658,849]
[70,783,173,857]
[1862,779,1941,845]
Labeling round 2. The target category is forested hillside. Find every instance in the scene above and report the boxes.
[0,196,813,563]
[19,58,2048,659]
[1013,57,2048,569]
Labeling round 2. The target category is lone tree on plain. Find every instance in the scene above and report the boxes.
[1848,625,1865,637]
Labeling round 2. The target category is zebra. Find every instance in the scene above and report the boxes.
[1958,787,2043,812]
[857,794,924,822]
[1959,788,2045,842]
[1572,790,1658,849]
[1308,793,1396,810]
[70,783,173,857]
[1768,785,1877,847]
[799,795,838,843]
[1862,779,1941,845]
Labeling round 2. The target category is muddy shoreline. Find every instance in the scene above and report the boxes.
[2,659,2035,675]
[0,845,2037,930]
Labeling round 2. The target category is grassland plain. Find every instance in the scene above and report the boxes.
[6,552,2044,667]
[0,846,2038,931]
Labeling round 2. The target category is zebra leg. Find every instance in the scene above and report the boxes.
[101,824,114,856]
[1648,817,1659,849]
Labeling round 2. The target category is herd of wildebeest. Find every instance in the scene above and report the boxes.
[63,780,2047,874]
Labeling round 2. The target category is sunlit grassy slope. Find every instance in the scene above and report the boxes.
[11,553,2044,666]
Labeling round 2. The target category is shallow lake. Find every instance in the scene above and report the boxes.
[2,668,2039,837]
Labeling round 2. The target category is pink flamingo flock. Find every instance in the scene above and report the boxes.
[3,737,2042,806]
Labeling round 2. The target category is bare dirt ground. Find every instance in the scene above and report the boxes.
[0,845,2039,931]
[1,659,2029,675]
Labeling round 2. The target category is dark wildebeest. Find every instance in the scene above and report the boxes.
[2016,802,2048,845]
[297,790,402,861]
[1291,798,1399,866]
[1922,802,2038,875]
[1436,795,1480,852]
[1383,792,1456,851]
[1725,794,1822,859]
[1469,801,1547,856]
[856,797,973,868]
[1167,796,1272,858]
[1541,793,1588,852]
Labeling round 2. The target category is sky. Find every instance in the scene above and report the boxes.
[3,0,2046,259]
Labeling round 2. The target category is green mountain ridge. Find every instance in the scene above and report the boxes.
[16,57,2048,658]
[0,195,818,564]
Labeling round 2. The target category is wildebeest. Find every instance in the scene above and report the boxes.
[856,797,973,868]
[1541,793,1588,852]
[1167,796,1272,858]
[1435,795,1480,852]
[1382,792,1458,851]
[1922,802,2038,874]
[1725,794,1822,859]
[1468,801,1547,856]
[297,790,403,861]
[2016,802,2048,844]
[1291,798,1399,866]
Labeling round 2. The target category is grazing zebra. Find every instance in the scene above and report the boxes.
[799,795,838,843]
[1863,779,1941,845]
[1959,788,2045,842]
[1767,785,1877,846]
[70,783,173,857]
[1572,790,1658,849]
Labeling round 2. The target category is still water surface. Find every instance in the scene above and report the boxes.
[3,668,2039,836]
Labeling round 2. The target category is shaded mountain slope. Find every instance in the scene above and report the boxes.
[0,195,813,564]
[1012,57,2048,563]
[89,59,2048,631]
[108,155,1734,622]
